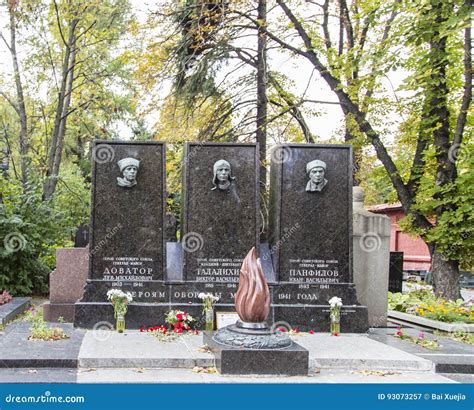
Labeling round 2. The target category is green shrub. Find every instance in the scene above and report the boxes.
[388,290,473,324]
[0,166,89,296]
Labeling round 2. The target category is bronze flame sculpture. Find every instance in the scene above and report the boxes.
[212,247,292,349]
[235,247,270,324]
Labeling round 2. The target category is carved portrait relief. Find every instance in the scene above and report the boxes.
[305,159,328,192]
[212,159,236,191]
[117,157,140,188]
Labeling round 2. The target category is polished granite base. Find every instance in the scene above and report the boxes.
[203,331,308,375]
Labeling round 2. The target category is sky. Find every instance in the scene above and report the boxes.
[0,0,408,144]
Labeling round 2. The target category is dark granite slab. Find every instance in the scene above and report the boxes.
[75,141,167,328]
[389,252,404,293]
[0,298,31,326]
[0,323,85,368]
[74,224,89,247]
[267,144,368,332]
[90,140,166,282]
[203,331,308,375]
[181,143,259,283]
[268,144,352,283]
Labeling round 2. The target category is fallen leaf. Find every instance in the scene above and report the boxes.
[197,345,212,353]
[351,370,400,377]
[192,366,217,374]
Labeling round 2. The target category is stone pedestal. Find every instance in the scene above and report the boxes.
[44,248,89,322]
[203,331,308,375]
[352,187,391,327]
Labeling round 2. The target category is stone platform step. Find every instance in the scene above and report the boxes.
[293,333,434,372]
[369,327,474,374]
[0,298,31,326]
[0,323,85,368]
[78,331,434,373]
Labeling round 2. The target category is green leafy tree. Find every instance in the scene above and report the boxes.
[267,0,472,299]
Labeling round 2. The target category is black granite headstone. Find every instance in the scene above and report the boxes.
[389,251,404,293]
[181,143,259,284]
[267,144,368,332]
[74,224,89,247]
[74,140,169,328]
[269,144,352,283]
[89,141,166,283]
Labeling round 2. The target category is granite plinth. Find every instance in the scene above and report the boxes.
[44,248,89,322]
[203,331,308,375]
[181,143,259,283]
[74,279,368,331]
[273,304,369,333]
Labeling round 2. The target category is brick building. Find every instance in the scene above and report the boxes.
[367,203,431,273]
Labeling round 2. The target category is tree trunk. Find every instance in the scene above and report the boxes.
[256,0,268,235]
[430,246,461,300]
[8,3,29,189]
[43,18,78,201]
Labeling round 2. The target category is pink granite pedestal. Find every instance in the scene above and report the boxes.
[43,248,89,322]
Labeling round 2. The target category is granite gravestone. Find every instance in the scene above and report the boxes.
[74,224,89,247]
[74,141,168,328]
[389,252,404,293]
[267,144,368,332]
[181,142,259,284]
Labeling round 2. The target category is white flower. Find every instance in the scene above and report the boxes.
[328,296,342,308]
[198,292,219,303]
[198,292,219,302]
[107,288,133,303]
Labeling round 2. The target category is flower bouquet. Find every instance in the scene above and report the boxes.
[165,310,194,333]
[328,296,342,336]
[107,289,133,333]
[198,292,220,330]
